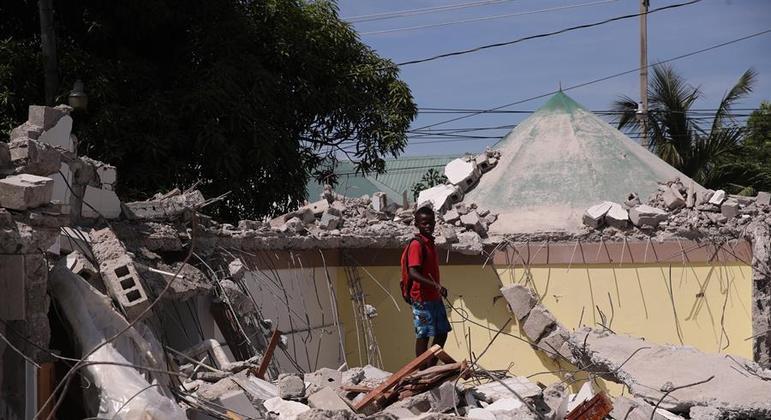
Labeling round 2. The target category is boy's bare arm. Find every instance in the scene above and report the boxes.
[408,267,448,297]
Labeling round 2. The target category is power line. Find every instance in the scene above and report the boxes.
[361,0,619,36]
[411,28,771,131]
[344,0,517,23]
[396,0,702,66]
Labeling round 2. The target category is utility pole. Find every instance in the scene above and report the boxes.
[639,0,649,148]
[38,0,58,106]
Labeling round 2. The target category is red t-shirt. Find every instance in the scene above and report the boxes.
[401,234,441,302]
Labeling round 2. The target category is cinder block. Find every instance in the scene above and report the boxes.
[0,174,54,210]
[90,228,150,320]
[522,306,556,342]
[8,138,61,176]
[500,284,537,320]
[81,186,121,219]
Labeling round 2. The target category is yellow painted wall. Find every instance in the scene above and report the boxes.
[336,262,752,390]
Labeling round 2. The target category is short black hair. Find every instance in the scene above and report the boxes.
[415,206,435,218]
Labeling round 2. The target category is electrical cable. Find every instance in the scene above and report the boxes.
[395,0,702,66]
[411,27,771,131]
[344,0,517,23]
[361,0,619,36]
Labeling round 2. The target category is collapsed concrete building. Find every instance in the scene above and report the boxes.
[1,93,770,420]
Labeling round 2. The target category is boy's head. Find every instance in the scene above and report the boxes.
[414,206,436,237]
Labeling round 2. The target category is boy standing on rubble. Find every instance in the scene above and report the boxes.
[401,206,451,367]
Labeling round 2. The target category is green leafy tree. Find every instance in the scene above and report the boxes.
[0,0,416,221]
[412,168,448,201]
[612,64,758,191]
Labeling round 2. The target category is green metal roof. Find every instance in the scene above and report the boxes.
[306,155,456,202]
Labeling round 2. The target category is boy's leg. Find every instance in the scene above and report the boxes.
[427,333,447,367]
[415,337,430,359]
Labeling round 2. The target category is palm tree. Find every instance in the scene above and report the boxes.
[612,64,756,190]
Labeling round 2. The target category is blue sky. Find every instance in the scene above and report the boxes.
[337,0,771,156]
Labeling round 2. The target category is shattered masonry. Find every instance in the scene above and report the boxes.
[1,100,771,420]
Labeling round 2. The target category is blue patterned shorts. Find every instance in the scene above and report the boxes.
[412,300,452,339]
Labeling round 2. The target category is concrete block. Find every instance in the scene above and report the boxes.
[755,191,770,207]
[49,163,72,211]
[721,199,739,219]
[662,186,685,209]
[522,306,556,341]
[319,211,341,230]
[0,255,26,320]
[10,121,43,141]
[0,174,54,210]
[297,207,316,224]
[443,208,460,223]
[305,368,342,390]
[629,205,668,227]
[37,115,74,152]
[582,202,612,228]
[416,184,463,213]
[430,381,460,413]
[278,373,306,400]
[696,189,713,206]
[28,105,68,131]
[307,387,353,412]
[543,383,568,420]
[476,154,498,173]
[263,397,310,418]
[372,192,387,212]
[460,211,485,234]
[624,192,641,208]
[96,164,117,187]
[611,396,675,420]
[304,199,329,216]
[215,390,261,419]
[81,186,121,219]
[444,158,481,192]
[538,327,570,359]
[440,225,458,244]
[9,138,62,176]
[471,377,541,402]
[90,228,150,320]
[604,202,629,229]
[500,284,537,320]
[709,189,726,205]
[66,251,99,285]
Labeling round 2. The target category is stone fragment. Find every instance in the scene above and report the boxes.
[624,192,641,209]
[444,158,481,192]
[228,258,246,281]
[90,228,150,320]
[385,391,432,415]
[471,377,541,403]
[662,186,685,209]
[10,121,43,141]
[582,202,612,228]
[285,217,306,233]
[65,250,99,286]
[721,198,739,219]
[455,203,469,215]
[604,202,629,229]
[319,211,341,230]
[305,368,342,390]
[37,114,74,152]
[756,191,770,207]
[485,213,498,225]
[685,183,696,208]
[610,396,675,420]
[215,390,262,419]
[8,138,62,176]
[278,373,306,400]
[440,225,458,244]
[264,397,311,419]
[417,184,463,213]
[28,105,68,131]
[542,383,568,420]
[307,387,352,412]
[467,408,497,420]
[486,397,524,412]
[0,174,54,210]
[629,205,668,227]
[688,406,721,420]
[460,211,485,234]
[538,327,570,360]
[522,306,556,342]
[429,381,460,413]
[708,189,726,205]
[372,192,387,212]
[81,186,121,219]
[443,209,460,223]
[500,284,537,320]
[96,163,117,188]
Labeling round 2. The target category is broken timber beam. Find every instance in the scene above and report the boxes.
[565,392,613,420]
[254,328,281,379]
[353,344,455,412]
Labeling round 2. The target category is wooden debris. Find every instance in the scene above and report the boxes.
[565,392,613,420]
[254,328,281,379]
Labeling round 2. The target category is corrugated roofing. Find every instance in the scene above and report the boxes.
[465,92,704,234]
[306,155,456,202]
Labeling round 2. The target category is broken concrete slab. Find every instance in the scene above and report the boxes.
[307,387,353,413]
[27,105,69,131]
[8,138,61,176]
[0,174,54,210]
[215,389,262,419]
[756,191,771,207]
[440,225,458,244]
[582,202,612,228]
[443,209,460,224]
[610,396,680,420]
[662,186,685,210]
[708,189,726,205]
[499,284,537,321]
[445,158,481,192]
[279,373,306,400]
[81,185,121,219]
[542,383,568,420]
[417,184,463,213]
[720,198,739,219]
[306,367,342,391]
[604,202,629,229]
[537,327,570,360]
[319,211,342,230]
[629,205,668,227]
[430,381,460,413]
[124,189,206,220]
[264,396,311,420]
[521,306,556,342]
[37,114,74,152]
[10,121,43,141]
[568,328,771,417]
[470,377,542,403]
[460,211,485,235]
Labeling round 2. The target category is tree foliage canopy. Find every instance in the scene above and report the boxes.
[0,0,417,221]
[612,64,769,194]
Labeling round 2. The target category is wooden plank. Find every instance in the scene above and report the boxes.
[37,362,55,420]
[254,329,281,379]
[565,392,613,420]
[342,384,373,393]
[353,344,443,412]
[434,349,457,365]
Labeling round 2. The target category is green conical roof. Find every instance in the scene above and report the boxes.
[465,92,702,234]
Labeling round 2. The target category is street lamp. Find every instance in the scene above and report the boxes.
[68,80,88,111]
